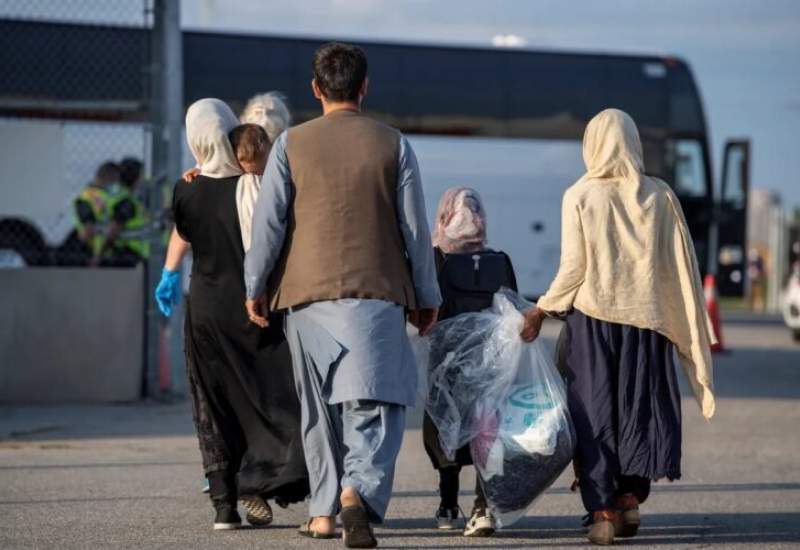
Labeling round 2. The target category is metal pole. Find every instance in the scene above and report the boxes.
[767,205,787,313]
[147,0,183,398]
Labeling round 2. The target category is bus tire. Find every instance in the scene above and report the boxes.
[0,219,48,266]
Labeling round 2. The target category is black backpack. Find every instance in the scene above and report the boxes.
[435,247,518,321]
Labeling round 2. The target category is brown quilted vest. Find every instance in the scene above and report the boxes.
[268,109,416,310]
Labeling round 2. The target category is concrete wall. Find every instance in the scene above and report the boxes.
[0,267,144,403]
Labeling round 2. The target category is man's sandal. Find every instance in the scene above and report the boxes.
[340,505,378,548]
[298,519,335,540]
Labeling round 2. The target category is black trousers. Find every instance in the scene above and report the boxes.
[438,466,487,511]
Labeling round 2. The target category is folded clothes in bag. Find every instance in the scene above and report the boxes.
[423,289,575,527]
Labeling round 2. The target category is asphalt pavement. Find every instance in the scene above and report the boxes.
[1,314,798,549]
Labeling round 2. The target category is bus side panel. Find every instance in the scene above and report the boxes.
[408,135,584,297]
[0,118,66,244]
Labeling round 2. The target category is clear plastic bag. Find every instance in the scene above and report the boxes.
[424,289,575,527]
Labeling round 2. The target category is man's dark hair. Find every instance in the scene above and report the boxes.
[119,157,143,188]
[312,42,368,102]
[95,161,120,185]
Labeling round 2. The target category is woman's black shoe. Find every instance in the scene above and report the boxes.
[213,502,242,531]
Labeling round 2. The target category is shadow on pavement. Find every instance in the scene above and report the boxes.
[679,347,800,400]
[393,481,800,499]
[380,512,800,548]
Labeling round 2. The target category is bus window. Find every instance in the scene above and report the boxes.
[671,140,707,198]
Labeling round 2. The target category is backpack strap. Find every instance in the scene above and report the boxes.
[501,252,519,292]
[434,246,447,274]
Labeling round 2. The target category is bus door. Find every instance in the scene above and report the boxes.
[717,140,751,297]
[667,138,714,278]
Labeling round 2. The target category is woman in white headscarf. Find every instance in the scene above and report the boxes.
[156,98,308,531]
[520,109,715,545]
[171,92,292,253]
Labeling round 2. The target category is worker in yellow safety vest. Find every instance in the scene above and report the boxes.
[73,161,119,265]
[99,157,151,267]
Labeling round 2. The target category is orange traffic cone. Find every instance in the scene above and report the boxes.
[704,274,725,353]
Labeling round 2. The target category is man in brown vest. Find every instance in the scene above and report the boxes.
[244,42,441,548]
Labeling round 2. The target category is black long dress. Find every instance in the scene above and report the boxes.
[173,176,309,505]
[564,308,682,513]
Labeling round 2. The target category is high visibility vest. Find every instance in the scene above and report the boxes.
[73,186,110,256]
[106,185,150,259]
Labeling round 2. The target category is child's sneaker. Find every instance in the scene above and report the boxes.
[463,507,495,537]
[435,506,461,530]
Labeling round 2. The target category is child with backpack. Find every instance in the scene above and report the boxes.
[424,187,518,537]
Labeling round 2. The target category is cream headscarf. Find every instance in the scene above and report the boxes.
[432,187,488,254]
[185,98,241,178]
[537,108,716,419]
[235,92,292,251]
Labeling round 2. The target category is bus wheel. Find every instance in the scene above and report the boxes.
[0,219,48,266]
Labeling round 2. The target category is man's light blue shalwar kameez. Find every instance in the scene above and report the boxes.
[244,132,440,521]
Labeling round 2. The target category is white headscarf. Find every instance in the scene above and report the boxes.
[240,92,291,142]
[185,98,241,178]
[537,108,716,419]
[432,187,487,254]
[236,92,292,251]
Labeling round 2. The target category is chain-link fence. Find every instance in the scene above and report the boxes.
[0,1,156,267]
[0,1,188,400]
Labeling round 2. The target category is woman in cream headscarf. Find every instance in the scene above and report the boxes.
[521,109,715,545]
[156,98,308,531]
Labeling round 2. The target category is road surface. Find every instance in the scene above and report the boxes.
[1,313,798,548]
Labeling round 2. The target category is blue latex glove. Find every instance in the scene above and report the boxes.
[155,268,181,317]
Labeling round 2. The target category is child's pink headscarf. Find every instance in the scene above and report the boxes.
[432,187,487,254]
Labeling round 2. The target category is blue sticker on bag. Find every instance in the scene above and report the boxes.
[508,384,554,411]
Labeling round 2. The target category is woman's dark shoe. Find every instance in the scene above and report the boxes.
[587,509,622,545]
[212,502,242,531]
[298,518,336,539]
[615,493,640,538]
[239,494,273,527]
[340,505,378,548]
